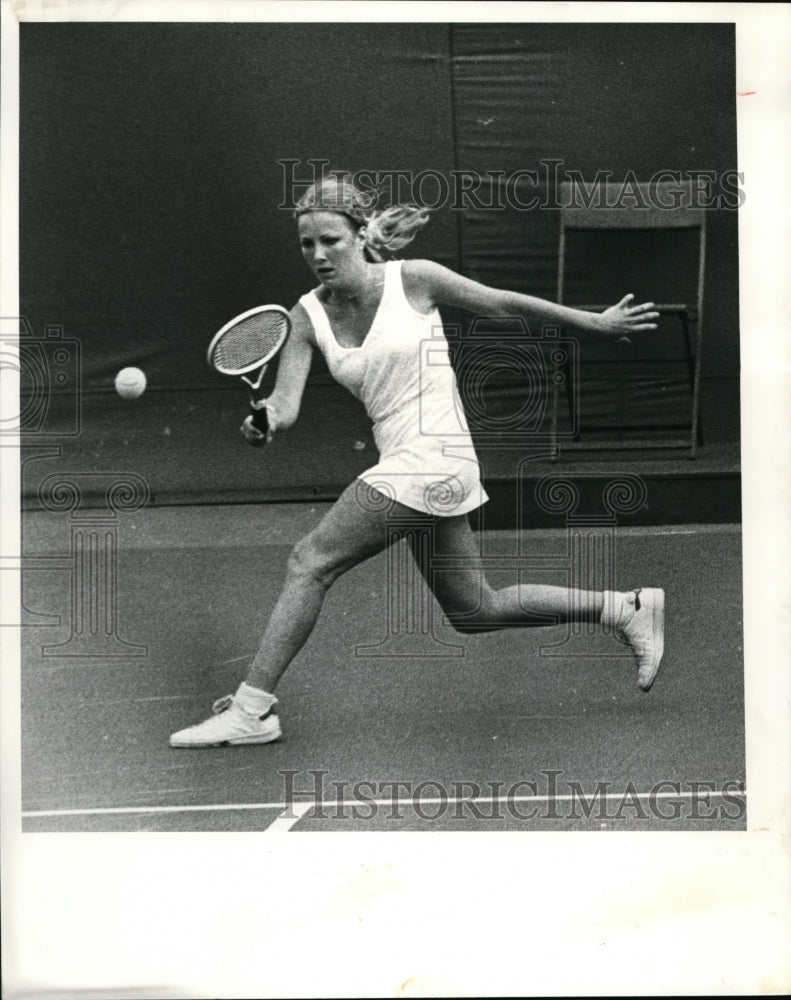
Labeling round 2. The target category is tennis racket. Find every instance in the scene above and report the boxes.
[207,305,291,435]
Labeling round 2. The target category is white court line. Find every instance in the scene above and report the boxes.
[503,524,741,538]
[266,801,314,833]
[23,802,289,818]
[603,524,741,536]
[22,788,746,825]
[29,520,741,554]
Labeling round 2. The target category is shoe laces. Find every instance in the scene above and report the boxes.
[616,589,644,638]
[212,695,234,714]
[620,588,643,625]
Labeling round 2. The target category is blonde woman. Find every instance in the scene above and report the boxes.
[170,174,663,748]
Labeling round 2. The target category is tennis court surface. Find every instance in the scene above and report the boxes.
[20,505,745,833]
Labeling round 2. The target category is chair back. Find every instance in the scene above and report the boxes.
[557,180,706,322]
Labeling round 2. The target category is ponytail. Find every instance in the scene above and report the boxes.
[294,172,431,259]
[364,204,431,259]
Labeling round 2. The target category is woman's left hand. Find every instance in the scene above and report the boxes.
[598,294,660,343]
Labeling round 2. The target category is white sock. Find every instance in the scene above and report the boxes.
[235,681,278,716]
[600,591,627,628]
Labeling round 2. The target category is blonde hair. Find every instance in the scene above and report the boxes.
[294,173,430,261]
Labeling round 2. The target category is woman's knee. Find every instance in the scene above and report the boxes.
[436,585,499,634]
[445,610,499,634]
[287,533,339,589]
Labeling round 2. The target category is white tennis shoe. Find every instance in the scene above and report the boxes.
[169,695,282,748]
[615,587,665,691]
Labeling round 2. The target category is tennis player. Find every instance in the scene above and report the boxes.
[170,174,664,748]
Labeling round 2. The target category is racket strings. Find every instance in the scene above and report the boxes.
[211,313,289,372]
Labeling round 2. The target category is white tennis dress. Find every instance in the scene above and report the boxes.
[299,260,488,517]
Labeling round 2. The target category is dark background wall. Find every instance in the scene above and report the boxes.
[20,23,458,387]
[19,21,739,505]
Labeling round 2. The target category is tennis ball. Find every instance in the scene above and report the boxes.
[115,367,147,399]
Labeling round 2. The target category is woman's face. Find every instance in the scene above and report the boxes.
[297,211,365,289]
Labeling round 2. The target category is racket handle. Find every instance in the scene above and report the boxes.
[250,399,269,434]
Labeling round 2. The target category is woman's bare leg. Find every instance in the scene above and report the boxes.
[407,514,663,689]
[171,499,664,745]
[409,514,603,631]
[170,481,415,746]
[245,480,398,692]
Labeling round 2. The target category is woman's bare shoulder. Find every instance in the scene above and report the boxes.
[289,299,317,346]
[401,258,450,282]
[400,258,453,312]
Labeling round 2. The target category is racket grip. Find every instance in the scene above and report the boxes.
[250,400,269,434]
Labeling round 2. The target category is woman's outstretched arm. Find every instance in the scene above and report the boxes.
[403,259,659,340]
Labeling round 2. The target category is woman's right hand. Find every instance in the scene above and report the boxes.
[240,400,278,446]
[240,414,267,447]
